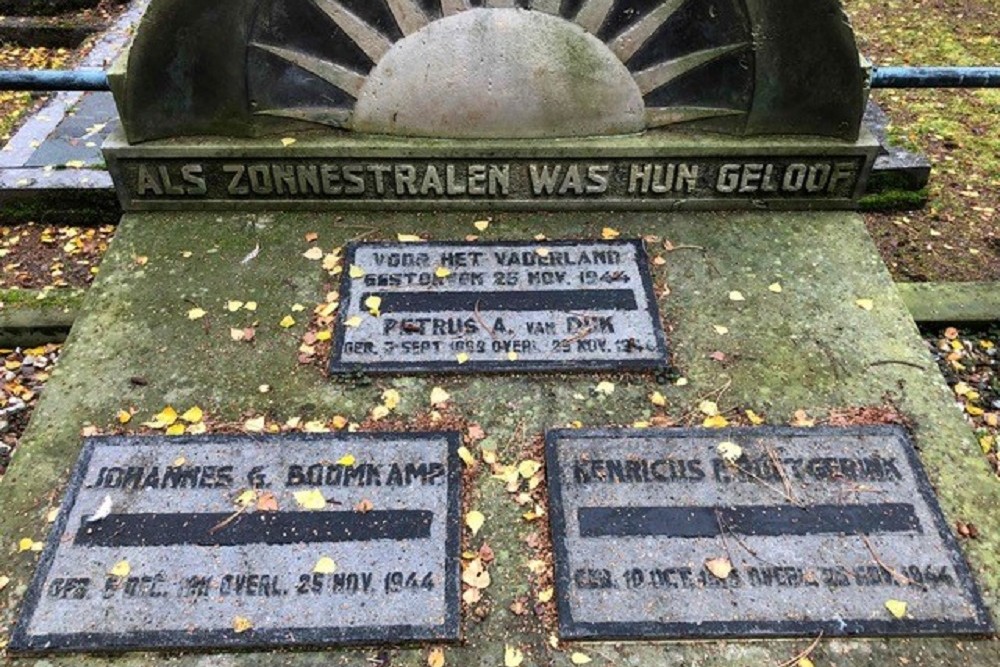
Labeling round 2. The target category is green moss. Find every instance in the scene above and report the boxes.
[0,287,85,310]
[860,188,929,211]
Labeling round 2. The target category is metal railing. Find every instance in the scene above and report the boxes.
[0,66,998,92]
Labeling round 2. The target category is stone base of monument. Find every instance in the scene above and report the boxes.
[1,210,996,664]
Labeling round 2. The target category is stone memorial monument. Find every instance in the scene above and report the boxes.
[0,1,997,665]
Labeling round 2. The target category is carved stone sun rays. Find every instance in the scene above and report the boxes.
[250,0,750,133]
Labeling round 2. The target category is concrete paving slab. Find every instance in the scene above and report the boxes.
[0,0,147,216]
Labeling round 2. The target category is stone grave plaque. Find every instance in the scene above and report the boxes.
[329,239,668,374]
[545,425,992,640]
[10,432,461,653]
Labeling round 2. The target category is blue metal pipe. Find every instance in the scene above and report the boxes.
[0,66,998,92]
[0,69,109,92]
[871,66,1000,88]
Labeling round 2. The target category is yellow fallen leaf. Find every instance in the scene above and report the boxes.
[245,301,258,311]
[966,405,985,416]
[281,137,296,147]
[344,315,363,328]
[235,489,258,507]
[746,409,765,425]
[713,324,729,335]
[233,616,253,633]
[571,653,592,665]
[856,298,874,311]
[18,538,36,553]
[303,420,329,433]
[46,508,59,523]
[601,227,620,240]
[313,557,337,574]
[227,300,244,311]
[650,391,667,407]
[117,409,132,424]
[181,406,203,423]
[0,575,9,592]
[187,422,207,435]
[337,454,357,467]
[791,409,816,427]
[65,160,86,169]
[316,330,332,341]
[699,400,719,416]
[431,386,451,406]
[538,587,554,603]
[504,646,524,667]
[462,588,482,605]
[705,557,733,580]
[303,247,324,261]
[474,220,490,231]
[458,446,476,467]
[144,406,178,428]
[465,510,485,536]
[526,559,546,575]
[187,307,206,320]
[428,647,445,667]
[717,442,743,463]
[507,351,518,361]
[230,327,245,341]
[165,423,185,436]
[462,558,491,589]
[456,352,470,364]
[370,389,397,412]
[769,282,783,293]
[349,265,366,279]
[595,381,615,395]
[279,315,296,328]
[518,460,542,479]
[535,247,550,258]
[109,560,131,578]
[294,489,327,510]
[729,290,745,301]
[331,415,349,430]
[365,295,382,316]
[885,599,908,619]
[435,266,452,278]
[797,658,815,667]
[244,416,266,432]
[397,233,423,242]
[704,415,729,428]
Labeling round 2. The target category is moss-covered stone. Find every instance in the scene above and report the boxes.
[0,210,997,665]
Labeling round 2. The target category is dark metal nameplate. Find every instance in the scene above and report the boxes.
[329,240,668,374]
[11,433,461,654]
[545,426,992,640]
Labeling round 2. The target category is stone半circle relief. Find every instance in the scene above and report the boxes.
[247,0,754,138]
[115,0,867,142]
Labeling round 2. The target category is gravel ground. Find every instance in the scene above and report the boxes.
[925,324,1000,477]
[0,222,114,288]
[0,343,60,478]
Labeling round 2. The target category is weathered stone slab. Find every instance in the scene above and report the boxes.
[10,432,461,653]
[103,131,879,211]
[546,425,992,640]
[329,239,667,374]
